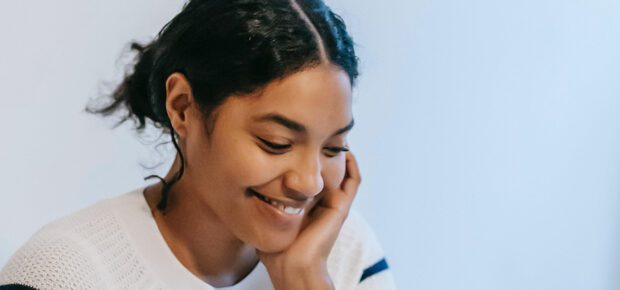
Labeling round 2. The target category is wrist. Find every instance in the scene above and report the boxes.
[270,260,334,290]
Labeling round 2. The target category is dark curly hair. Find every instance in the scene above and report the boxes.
[86,0,359,212]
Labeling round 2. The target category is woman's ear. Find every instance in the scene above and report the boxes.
[164,72,195,138]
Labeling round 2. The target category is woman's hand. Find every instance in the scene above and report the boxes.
[257,151,361,290]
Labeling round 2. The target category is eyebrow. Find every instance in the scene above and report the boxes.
[253,113,354,136]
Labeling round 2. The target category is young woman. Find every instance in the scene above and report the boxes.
[0,0,396,289]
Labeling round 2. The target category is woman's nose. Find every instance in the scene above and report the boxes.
[283,154,324,199]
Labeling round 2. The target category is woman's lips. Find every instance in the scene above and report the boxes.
[247,188,307,215]
[248,188,308,230]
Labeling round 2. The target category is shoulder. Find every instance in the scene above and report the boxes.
[0,225,107,289]
[0,203,111,289]
[328,208,397,289]
[0,188,144,289]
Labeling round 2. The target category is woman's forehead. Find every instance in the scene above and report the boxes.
[244,66,352,133]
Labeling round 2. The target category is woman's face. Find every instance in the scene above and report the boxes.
[180,64,353,253]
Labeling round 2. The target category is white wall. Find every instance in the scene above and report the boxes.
[2,1,620,289]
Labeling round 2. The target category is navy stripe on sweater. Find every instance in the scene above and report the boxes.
[359,257,389,283]
[0,284,37,290]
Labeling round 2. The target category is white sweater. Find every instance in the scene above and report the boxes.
[0,186,396,290]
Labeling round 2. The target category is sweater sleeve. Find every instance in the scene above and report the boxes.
[356,257,397,290]
[328,209,398,290]
[0,227,107,290]
[352,212,397,290]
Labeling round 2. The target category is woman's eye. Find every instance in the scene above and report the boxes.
[324,146,350,157]
[257,137,291,153]
[257,137,348,157]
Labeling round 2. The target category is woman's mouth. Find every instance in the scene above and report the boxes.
[248,188,305,215]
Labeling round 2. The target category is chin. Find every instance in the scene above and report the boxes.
[252,231,299,253]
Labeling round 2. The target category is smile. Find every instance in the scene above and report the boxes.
[248,188,305,215]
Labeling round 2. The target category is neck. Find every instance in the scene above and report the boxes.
[143,155,259,287]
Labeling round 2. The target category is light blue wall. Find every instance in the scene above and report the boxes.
[337,0,620,289]
[1,1,619,289]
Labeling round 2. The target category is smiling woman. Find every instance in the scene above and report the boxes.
[0,0,395,289]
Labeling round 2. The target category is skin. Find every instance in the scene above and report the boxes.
[143,63,361,289]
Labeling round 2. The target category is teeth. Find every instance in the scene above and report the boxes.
[264,196,304,215]
[283,206,304,215]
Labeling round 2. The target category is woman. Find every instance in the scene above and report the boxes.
[0,0,395,289]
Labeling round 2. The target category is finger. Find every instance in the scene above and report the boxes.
[307,152,360,216]
[292,154,363,259]
[296,206,349,256]
[317,151,361,216]
[341,151,361,197]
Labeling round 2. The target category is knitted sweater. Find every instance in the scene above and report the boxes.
[0,187,396,290]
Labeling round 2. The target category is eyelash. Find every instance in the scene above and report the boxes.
[257,137,349,156]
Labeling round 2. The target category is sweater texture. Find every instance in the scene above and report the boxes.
[0,186,396,290]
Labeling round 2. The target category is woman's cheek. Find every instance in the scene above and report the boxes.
[322,156,347,190]
[228,146,282,185]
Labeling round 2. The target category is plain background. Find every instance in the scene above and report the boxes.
[1,0,620,289]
